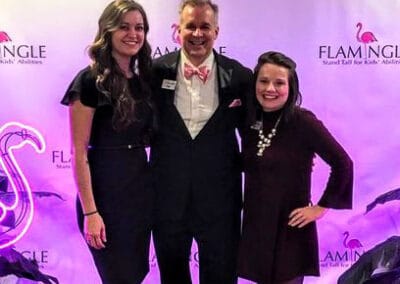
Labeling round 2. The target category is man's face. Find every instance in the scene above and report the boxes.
[179,4,219,66]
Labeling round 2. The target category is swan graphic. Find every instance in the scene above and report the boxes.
[0,122,45,249]
[356,22,378,58]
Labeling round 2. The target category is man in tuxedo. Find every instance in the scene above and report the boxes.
[150,1,252,283]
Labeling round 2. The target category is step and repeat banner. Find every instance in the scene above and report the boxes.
[1,0,399,283]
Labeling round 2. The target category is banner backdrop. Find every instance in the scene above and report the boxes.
[1,0,399,283]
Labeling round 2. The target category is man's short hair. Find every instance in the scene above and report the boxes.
[179,0,219,23]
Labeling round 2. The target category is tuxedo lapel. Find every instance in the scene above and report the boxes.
[156,50,240,141]
[193,52,237,139]
[159,55,179,106]
[157,52,193,139]
[217,64,233,107]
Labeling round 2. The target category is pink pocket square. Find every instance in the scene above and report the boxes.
[228,99,242,108]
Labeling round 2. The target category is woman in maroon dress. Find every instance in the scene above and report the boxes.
[237,51,353,284]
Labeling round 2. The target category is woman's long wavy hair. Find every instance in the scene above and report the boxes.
[88,0,152,130]
[253,51,302,123]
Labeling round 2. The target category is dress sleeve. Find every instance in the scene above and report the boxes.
[60,66,98,108]
[302,109,353,209]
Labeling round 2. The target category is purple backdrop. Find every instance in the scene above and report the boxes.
[1,0,399,283]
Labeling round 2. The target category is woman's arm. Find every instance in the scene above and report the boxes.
[70,99,106,249]
[288,109,353,228]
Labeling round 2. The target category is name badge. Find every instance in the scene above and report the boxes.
[161,79,177,90]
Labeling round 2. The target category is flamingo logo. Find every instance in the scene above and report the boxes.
[0,122,45,249]
[171,23,181,45]
[0,31,12,43]
[356,22,378,58]
[343,231,363,262]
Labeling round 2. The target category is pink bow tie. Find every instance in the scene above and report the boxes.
[184,63,210,83]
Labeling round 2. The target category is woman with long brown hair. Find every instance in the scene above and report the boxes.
[61,1,154,283]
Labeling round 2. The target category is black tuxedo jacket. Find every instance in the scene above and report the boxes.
[150,50,252,222]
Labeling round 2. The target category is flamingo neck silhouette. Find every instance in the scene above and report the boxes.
[356,23,363,43]
[0,122,45,249]
[343,231,350,248]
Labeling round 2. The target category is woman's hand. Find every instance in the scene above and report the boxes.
[84,213,107,249]
[288,205,328,228]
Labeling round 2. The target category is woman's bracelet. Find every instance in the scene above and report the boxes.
[83,210,98,217]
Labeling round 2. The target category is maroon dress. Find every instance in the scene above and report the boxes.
[237,107,353,284]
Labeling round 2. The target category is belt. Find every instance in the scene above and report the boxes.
[88,144,145,150]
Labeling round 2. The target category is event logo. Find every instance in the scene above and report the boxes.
[320,231,364,269]
[51,149,71,170]
[21,249,50,268]
[0,31,12,43]
[355,22,377,49]
[0,122,45,249]
[171,23,181,45]
[0,30,47,65]
[190,250,200,268]
[318,22,400,66]
[149,250,200,268]
[152,23,227,58]
[152,23,180,58]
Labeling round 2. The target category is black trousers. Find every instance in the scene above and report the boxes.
[153,210,241,284]
[77,199,151,284]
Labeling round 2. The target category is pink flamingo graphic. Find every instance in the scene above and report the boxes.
[0,122,45,249]
[356,22,377,58]
[0,31,12,43]
[343,231,363,262]
[171,23,181,45]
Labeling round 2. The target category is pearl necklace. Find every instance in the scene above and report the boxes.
[256,113,282,157]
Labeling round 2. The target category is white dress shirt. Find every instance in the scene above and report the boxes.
[174,51,219,139]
